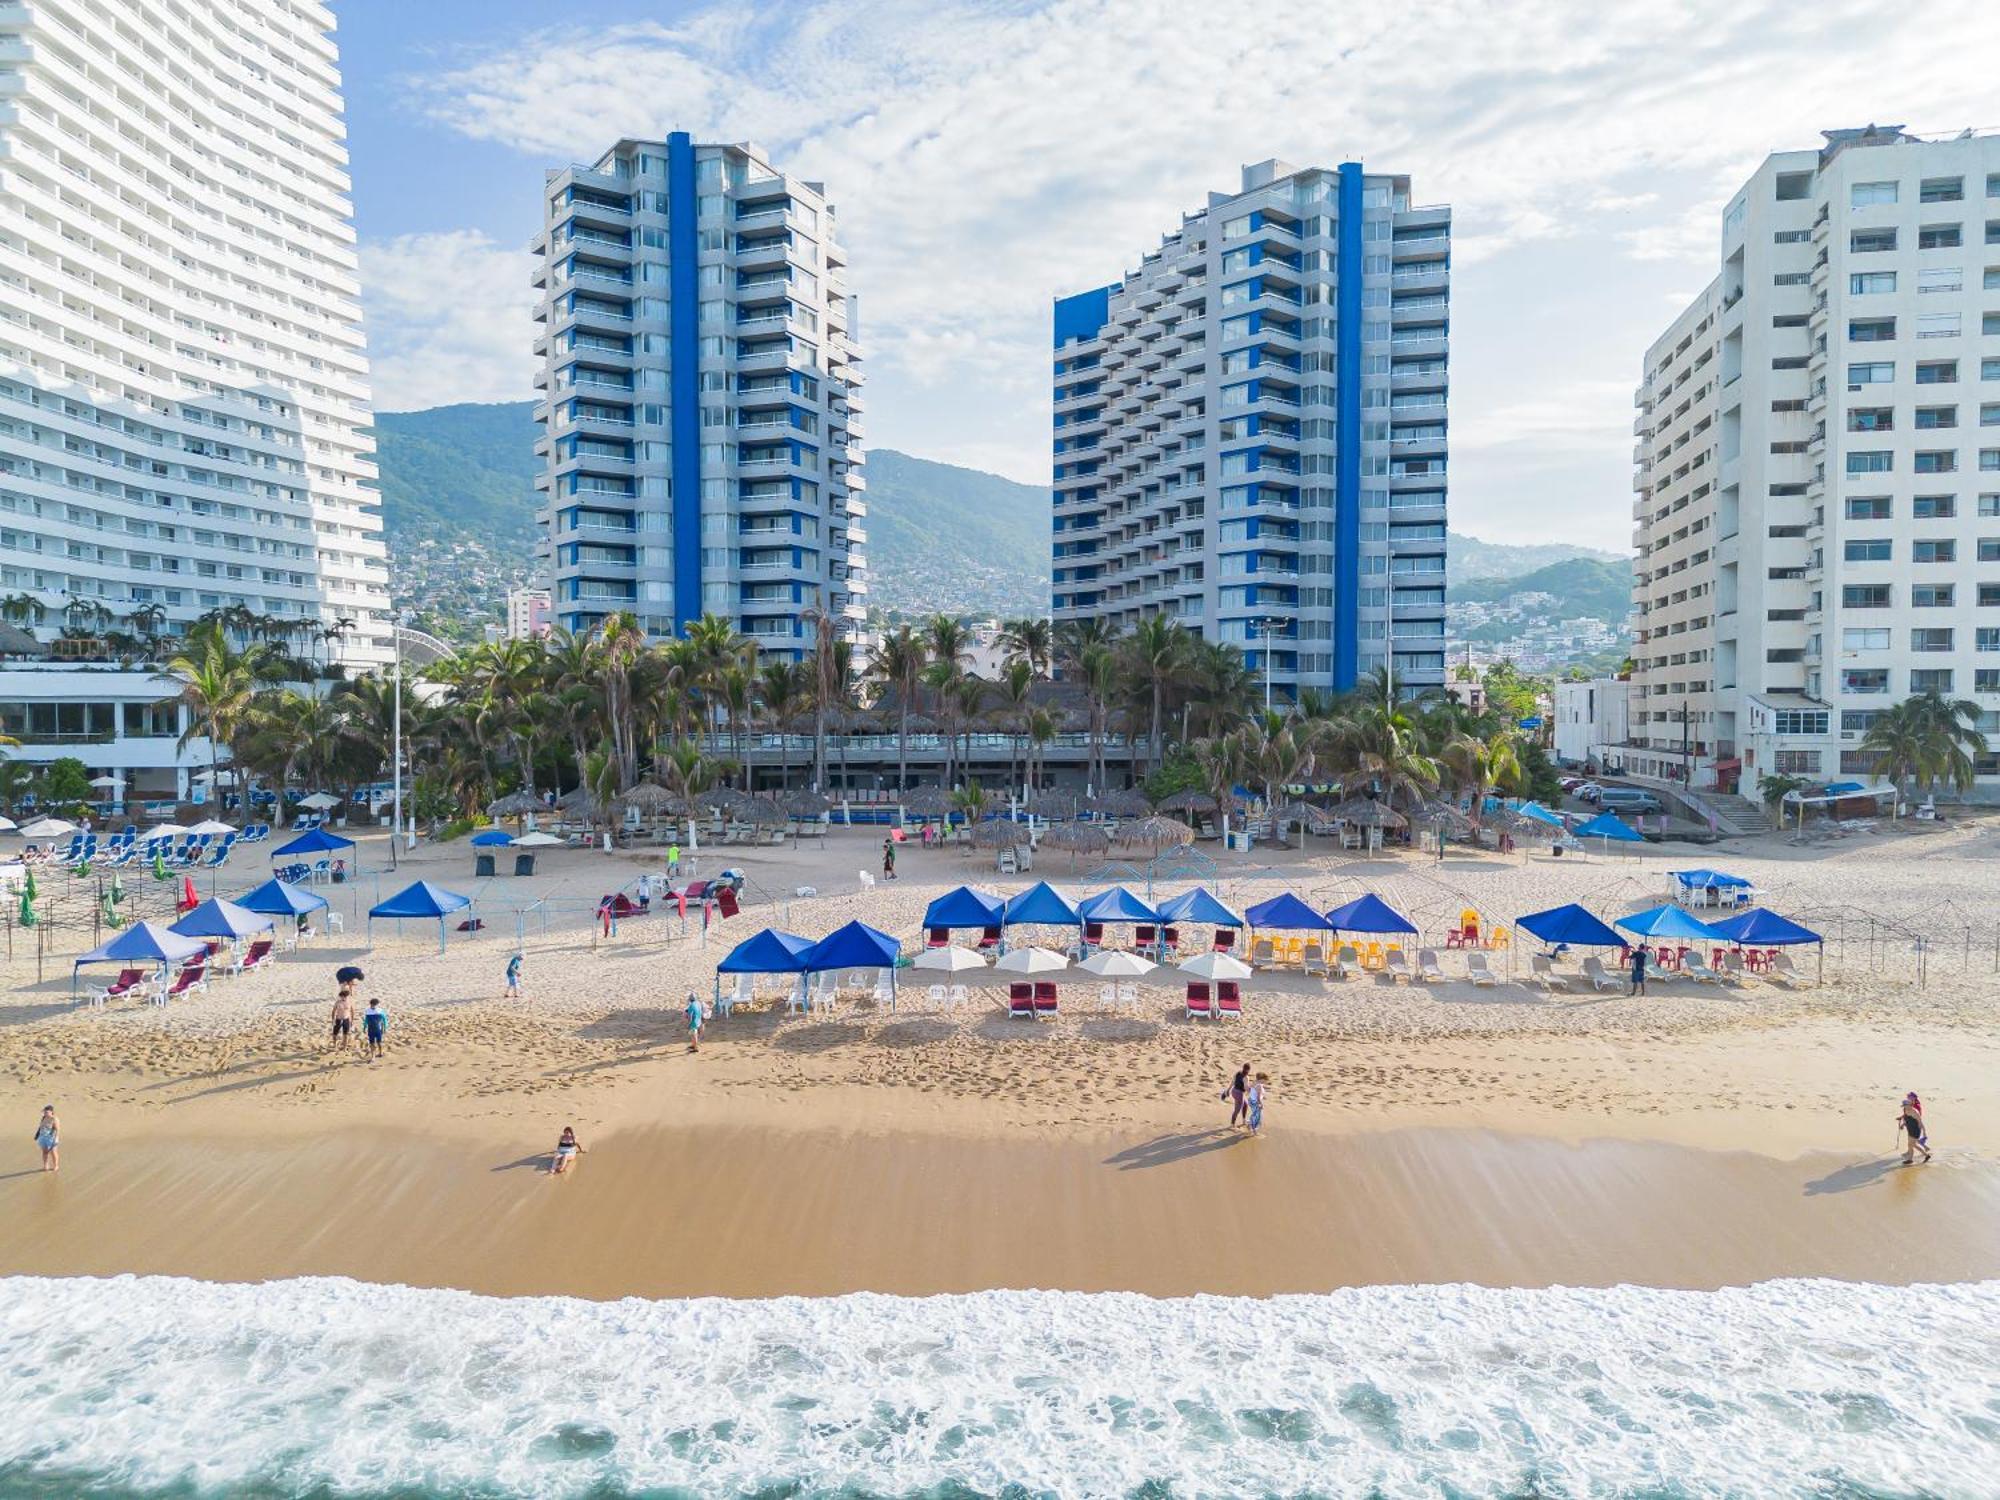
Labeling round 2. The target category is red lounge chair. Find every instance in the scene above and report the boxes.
[1134,924,1156,947]
[234,940,274,975]
[977,925,1001,949]
[160,963,206,1003]
[1212,929,1235,952]
[1161,925,1181,951]
[1008,981,1034,1019]
[1083,922,1104,946]
[95,966,146,1003]
[1184,981,1212,1020]
[1461,923,1479,947]
[1445,926,1465,948]
[1033,980,1059,1014]
[926,926,950,947]
[1216,981,1242,1018]
[715,887,740,920]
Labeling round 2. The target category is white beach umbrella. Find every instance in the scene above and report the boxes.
[298,792,340,810]
[994,946,1068,974]
[513,830,563,847]
[0,816,16,833]
[913,945,987,972]
[141,822,187,842]
[185,819,236,836]
[1079,949,1157,977]
[18,817,76,839]
[1177,951,1253,981]
[88,774,122,789]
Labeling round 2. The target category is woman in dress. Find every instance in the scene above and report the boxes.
[33,1105,58,1172]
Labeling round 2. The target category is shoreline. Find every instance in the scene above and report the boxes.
[4,1117,1995,1300]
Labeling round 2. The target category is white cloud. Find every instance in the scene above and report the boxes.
[359,231,538,411]
[394,0,2000,530]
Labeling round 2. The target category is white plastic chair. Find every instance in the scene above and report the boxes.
[927,984,948,1006]
[325,911,344,935]
[947,983,969,1009]
[1098,982,1118,1006]
[1116,980,1138,1006]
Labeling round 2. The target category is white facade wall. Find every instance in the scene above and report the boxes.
[0,0,391,668]
[1554,677,1633,770]
[0,664,210,800]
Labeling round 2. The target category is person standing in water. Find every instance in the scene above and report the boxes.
[33,1105,58,1172]
[1899,1092,1932,1164]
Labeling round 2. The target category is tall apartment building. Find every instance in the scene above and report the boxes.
[1051,158,1449,700]
[531,134,865,658]
[1630,126,2000,798]
[0,0,392,669]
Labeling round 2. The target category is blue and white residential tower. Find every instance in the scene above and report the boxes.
[533,136,866,655]
[1052,159,1449,698]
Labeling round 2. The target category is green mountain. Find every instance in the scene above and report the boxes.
[1453,555,1631,619]
[1447,533,1620,586]
[861,449,1048,618]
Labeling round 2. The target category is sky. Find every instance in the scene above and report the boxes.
[334,0,2000,551]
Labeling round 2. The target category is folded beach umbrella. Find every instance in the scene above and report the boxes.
[1002,880,1082,928]
[235,877,328,918]
[470,829,515,847]
[717,927,814,974]
[170,897,274,940]
[1154,888,1245,927]
[1178,950,1253,981]
[1078,885,1162,925]
[1517,903,1625,949]
[913,944,988,972]
[1078,948,1155,977]
[922,885,1005,930]
[1323,892,1417,935]
[994,946,1068,974]
[1707,909,1821,946]
[1243,891,1331,931]
[1613,904,1724,942]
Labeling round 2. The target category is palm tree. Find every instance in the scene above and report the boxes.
[1027,706,1057,797]
[656,736,729,848]
[0,592,46,630]
[1000,617,1053,678]
[1182,638,1258,739]
[1323,667,1441,811]
[1192,731,1248,844]
[1235,711,1323,833]
[1863,690,1987,810]
[803,602,842,792]
[757,659,809,793]
[871,624,929,793]
[997,658,1035,795]
[1440,730,1524,828]
[157,624,260,801]
[592,612,647,790]
[1122,615,1187,775]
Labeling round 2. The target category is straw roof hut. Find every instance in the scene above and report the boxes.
[900,786,955,817]
[1042,822,1111,856]
[1155,790,1217,815]
[742,796,788,827]
[612,781,674,816]
[1331,798,1406,830]
[782,789,832,817]
[1089,788,1152,818]
[970,819,1021,848]
[487,790,544,818]
[1271,798,1336,832]
[697,787,752,814]
[1111,814,1196,853]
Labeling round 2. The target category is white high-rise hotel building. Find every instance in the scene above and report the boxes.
[1630,126,2000,798]
[532,134,865,656]
[0,0,391,667]
[1052,159,1450,700]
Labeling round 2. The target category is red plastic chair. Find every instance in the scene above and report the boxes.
[1162,925,1181,951]
[1216,981,1241,1017]
[926,926,949,948]
[1033,981,1059,1013]
[1184,981,1212,1019]
[1008,982,1034,1018]
[1134,925,1157,947]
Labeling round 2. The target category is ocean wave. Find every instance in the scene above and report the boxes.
[1,1275,1996,1498]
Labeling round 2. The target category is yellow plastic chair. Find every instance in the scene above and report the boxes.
[1364,941,1384,969]
[1489,925,1510,950]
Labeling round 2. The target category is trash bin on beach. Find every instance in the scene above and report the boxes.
[513,853,537,877]
[475,853,496,878]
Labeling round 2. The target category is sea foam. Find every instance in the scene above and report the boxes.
[1,1275,1996,1498]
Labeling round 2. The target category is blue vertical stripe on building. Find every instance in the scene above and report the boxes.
[1333,161,1364,693]
[666,131,701,639]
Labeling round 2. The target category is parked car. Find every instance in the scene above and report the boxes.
[1573,782,1603,803]
[1598,787,1664,814]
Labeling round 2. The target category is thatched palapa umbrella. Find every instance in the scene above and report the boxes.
[1032,789,1081,822]
[782,789,832,818]
[1090,788,1152,819]
[900,786,954,817]
[612,781,674,817]
[1156,790,1217,815]
[1332,798,1406,830]
[970,819,1020,848]
[1112,814,1196,856]
[1042,822,1111,868]
[487,790,544,819]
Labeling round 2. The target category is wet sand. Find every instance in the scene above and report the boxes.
[3,1120,1994,1299]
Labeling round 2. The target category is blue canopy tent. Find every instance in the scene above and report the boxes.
[715,927,814,1008]
[1574,811,1644,852]
[1709,908,1824,982]
[1516,903,1625,951]
[1243,892,1332,932]
[369,879,472,952]
[271,826,355,858]
[234,877,328,919]
[1155,888,1245,927]
[1078,886,1161,948]
[470,829,515,847]
[1672,867,1750,890]
[72,919,207,999]
[1002,881,1083,942]
[1614,904,1723,942]
[922,885,1006,938]
[170,897,274,941]
[1324,892,1417,936]
[799,919,904,1007]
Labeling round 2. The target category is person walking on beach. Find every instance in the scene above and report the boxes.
[882,837,897,882]
[1627,944,1649,997]
[1247,1073,1268,1136]
[1899,1091,1932,1165]
[33,1104,58,1172]
[362,998,388,1060]
[667,843,681,881]
[330,987,354,1052]
[684,990,706,1052]
[551,1125,585,1176]
[1224,1062,1251,1128]
[504,951,523,999]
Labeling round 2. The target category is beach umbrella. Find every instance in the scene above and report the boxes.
[1079,886,1162,925]
[236,878,328,918]
[1178,951,1253,981]
[1515,801,1567,830]
[1155,790,1218,815]
[1575,811,1644,849]
[1331,798,1406,830]
[470,829,514,847]
[142,822,187,842]
[923,885,1005,930]
[0,815,15,832]
[271,826,355,858]
[913,945,988,972]
[1078,948,1156,977]
[1707,909,1821,946]
[22,866,37,902]
[899,786,954,817]
[994,946,1068,974]
[152,850,168,881]
[369,881,473,954]
[486,791,545,818]
[514,830,562,847]
[298,792,341,811]
[178,874,198,911]
[1032,789,1081,822]
[1244,892,1331,931]
[970,818,1021,848]
[783,789,833,817]
[170,897,274,940]
[1155,888,1245,927]
[1324,892,1417,935]
[1041,823,1111,858]
[88,774,121,789]
[1671,868,1752,891]
[613,781,674,815]
[1111,814,1195,854]
[797,922,903,1010]
[1089,788,1152,818]
[19,817,75,838]
[16,888,34,927]
[742,796,788,827]
[185,819,236,836]
[1613,904,1724,942]
[1516,903,1625,949]
[697,787,753,814]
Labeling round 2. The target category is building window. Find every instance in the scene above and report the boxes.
[1917,361,1958,383]
[1848,318,1895,342]
[1846,451,1893,474]
[1843,669,1891,694]
[1985,450,2000,471]
[1848,408,1893,432]
[1847,361,1894,385]
[1977,668,2000,693]
[1842,628,1891,650]
[1842,709,1885,733]
[1851,228,1897,253]
[1913,450,1957,473]
[1917,224,1963,250]
[1912,538,1956,563]
[1842,584,1892,608]
[1916,313,1962,339]
[1979,628,2000,653]
[1914,407,1957,429]
[1911,628,1954,653]
[1910,669,1955,693]
[1772,750,1822,774]
[1773,710,1830,735]
[1849,271,1897,295]
[1917,266,1963,293]
[1846,496,1891,519]
[1983,584,2000,607]
[1844,537,1892,561]
[1921,177,1965,203]
[1982,539,2000,562]
[1852,181,1899,207]
[1913,495,1956,518]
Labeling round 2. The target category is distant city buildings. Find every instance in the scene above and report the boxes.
[1629,125,2000,798]
[531,134,866,659]
[505,588,553,641]
[1051,158,1450,700]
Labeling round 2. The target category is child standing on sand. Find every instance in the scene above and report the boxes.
[330,988,354,1051]
[33,1104,58,1172]
[685,990,706,1052]
[505,952,523,999]
[1247,1073,1268,1136]
[362,998,388,1060]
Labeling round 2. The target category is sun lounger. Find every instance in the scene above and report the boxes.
[1681,951,1723,985]
[1216,981,1242,1019]
[90,966,147,1007]
[1529,953,1569,992]
[1134,925,1156,949]
[1033,981,1058,1015]
[1302,945,1328,977]
[1097,982,1118,1007]
[1417,948,1445,984]
[1008,981,1035,1019]
[926,926,950,948]
[1211,929,1234,952]
[1581,955,1621,991]
[159,962,206,1004]
[947,984,969,1009]
[1333,944,1359,978]
[996,850,1017,874]
[977,925,1001,950]
[1466,951,1498,986]
[1384,949,1412,983]
[230,939,274,976]
[1184,981,1212,1020]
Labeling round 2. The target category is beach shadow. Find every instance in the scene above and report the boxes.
[0,1169,48,1182]
[1079,1016,1161,1043]
[165,1061,348,1103]
[1804,1156,1907,1196]
[491,1153,551,1174]
[1105,1128,1247,1170]
[771,1021,859,1054]
[0,1000,90,1027]
[874,1017,957,1047]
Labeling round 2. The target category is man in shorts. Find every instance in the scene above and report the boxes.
[330,987,354,1051]
[362,997,388,1060]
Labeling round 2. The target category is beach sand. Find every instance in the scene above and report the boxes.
[4,814,2000,1297]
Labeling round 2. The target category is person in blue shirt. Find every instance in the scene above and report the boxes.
[362,998,388,1060]
[504,952,523,999]
[684,990,705,1052]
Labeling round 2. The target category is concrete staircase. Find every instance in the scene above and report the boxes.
[1676,787,1773,837]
